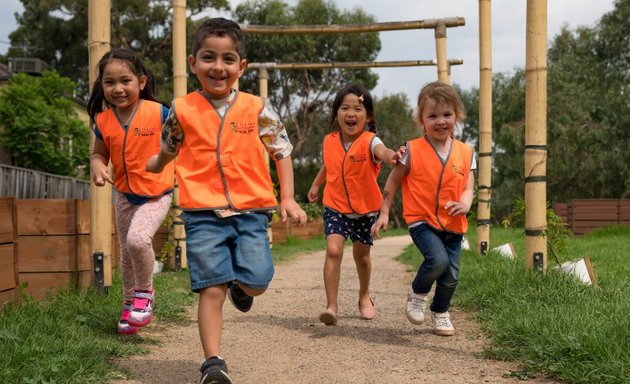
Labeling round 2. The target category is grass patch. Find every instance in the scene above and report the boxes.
[0,270,195,384]
[271,235,327,262]
[396,225,630,384]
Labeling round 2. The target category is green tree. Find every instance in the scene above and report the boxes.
[460,0,630,222]
[8,0,229,100]
[0,71,90,177]
[457,84,480,147]
[233,0,381,160]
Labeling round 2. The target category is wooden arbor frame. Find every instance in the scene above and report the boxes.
[241,17,465,84]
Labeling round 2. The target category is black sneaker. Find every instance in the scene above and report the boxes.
[200,357,231,384]
[227,283,253,312]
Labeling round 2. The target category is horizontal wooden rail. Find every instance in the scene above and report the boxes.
[241,18,465,34]
[248,58,463,70]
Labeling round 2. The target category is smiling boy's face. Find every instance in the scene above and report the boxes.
[188,35,246,100]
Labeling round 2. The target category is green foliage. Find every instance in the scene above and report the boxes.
[0,270,195,384]
[398,226,630,384]
[501,198,573,264]
[457,84,479,146]
[373,92,418,146]
[300,201,323,219]
[0,71,89,177]
[8,0,229,100]
[459,1,630,222]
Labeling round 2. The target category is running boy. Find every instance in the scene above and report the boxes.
[146,18,306,384]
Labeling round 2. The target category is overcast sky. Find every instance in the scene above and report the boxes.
[0,0,616,102]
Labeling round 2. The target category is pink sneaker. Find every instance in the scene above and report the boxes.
[117,303,139,335]
[128,289,154,327]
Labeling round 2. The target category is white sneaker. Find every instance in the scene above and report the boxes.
[432,311,455,336]
[405,287,427,324]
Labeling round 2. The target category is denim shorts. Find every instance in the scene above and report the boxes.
[323,207,376,245]
[183,211,274,292]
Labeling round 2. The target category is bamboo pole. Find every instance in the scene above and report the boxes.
[524,0,548,271]
[434,21,450,83]
[171,0,187,270]
[241,18,465,34]
[476,0,492,255]
[88,0,112,287]
[247,58,463,71]
[172,0,187,97]
[258,68,272,246]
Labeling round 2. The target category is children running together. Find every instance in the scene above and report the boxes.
[88,16,475,384]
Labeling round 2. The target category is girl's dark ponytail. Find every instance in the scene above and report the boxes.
[367,120,378,134]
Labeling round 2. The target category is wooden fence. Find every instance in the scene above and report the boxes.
[0,164,89,199]
[0,197,323,307]
[553,199,630,235]
[0,198,164,306]
[0,197,19,310]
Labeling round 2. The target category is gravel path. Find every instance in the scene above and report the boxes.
[110,235,558,383]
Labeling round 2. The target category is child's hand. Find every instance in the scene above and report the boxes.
[90,162,112,186]
[280,198,308,226]
[371,214,389,240]
[146,154,162,173]
[387,145,406,165]
[445,200,469,216]
[307,186,319,203]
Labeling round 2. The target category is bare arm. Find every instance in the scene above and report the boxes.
[90,138,112,186]
[371,163,406,239]
[146,152,176,174]
[307,164,326,203]
[276,156,307,225]
[147,106,180,173]
[373,143,406,166]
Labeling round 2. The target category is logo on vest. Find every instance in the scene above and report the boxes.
[451,164,467,177]
[133,127,156,137]
[349,153,368,163]
[230,121,256,134]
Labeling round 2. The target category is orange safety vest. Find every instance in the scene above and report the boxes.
[96,100,174,196]
[322,131,382,215]
[401,136,473,234]
[173,91,277,211]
